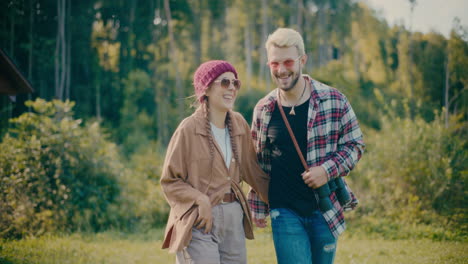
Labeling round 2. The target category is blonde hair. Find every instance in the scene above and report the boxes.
[265,28,305,56]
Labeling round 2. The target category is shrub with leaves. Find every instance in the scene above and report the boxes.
[111,141,169,232]
[350,106,467,240]
[0,99,122,238]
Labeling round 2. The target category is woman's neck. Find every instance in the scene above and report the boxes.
[209,109,227,129]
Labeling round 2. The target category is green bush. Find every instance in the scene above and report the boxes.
[0,99,122,238]
[235,88,268,125]
[112,142,169,231]
[118,70,155,156]
[350,109,467,240]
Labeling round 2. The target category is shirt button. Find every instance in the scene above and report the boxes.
[227,177,231,180]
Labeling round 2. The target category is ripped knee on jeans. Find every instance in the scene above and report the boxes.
[270,209,280,220]
[323,243,336,253]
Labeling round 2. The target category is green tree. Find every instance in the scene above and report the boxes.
[447,20,468,121]
[119,69,155,156]
[0,99,122,238]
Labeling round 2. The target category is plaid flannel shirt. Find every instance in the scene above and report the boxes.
[248,76,365,238]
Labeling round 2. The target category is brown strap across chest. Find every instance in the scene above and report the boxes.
[277,92,309,171]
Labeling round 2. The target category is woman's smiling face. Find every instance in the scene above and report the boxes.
[205,72,239,113]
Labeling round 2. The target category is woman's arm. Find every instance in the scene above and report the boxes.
[238,116,269,204]
[160,123,210,221]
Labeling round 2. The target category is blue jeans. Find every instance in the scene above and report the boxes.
[270,208,337,264]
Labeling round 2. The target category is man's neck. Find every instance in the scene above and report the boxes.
[279,76,309,106]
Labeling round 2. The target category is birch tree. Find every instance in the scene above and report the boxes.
[55,0,69,100]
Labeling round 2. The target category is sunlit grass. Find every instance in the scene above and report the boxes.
[1,227,466,264]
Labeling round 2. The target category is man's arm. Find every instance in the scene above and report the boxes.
[248,104,270,227]
[248,190,269,227]
[321,96,365,179]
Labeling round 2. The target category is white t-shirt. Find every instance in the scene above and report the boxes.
[210,122,232,169]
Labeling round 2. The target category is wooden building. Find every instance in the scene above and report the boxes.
[0,48,34,97]
[0,48,34,131]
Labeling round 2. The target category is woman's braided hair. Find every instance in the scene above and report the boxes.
[226,111,240,164]
[201,97,240,167]
[202,100,216,163]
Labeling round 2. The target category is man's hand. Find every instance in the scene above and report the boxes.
[253,217,267,228]
[302,166,328,189]
[195,195,213,234]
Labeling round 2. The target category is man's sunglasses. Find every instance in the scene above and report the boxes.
[213,78,241,90]
[267,56,302,70]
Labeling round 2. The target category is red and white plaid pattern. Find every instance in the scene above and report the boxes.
[248,76,365,238]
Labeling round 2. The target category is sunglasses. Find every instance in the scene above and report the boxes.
[213,78,241,90]
[267,56,302,70]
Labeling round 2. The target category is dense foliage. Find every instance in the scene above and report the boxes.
[0,100,168,238]
[349,105,467,240]
[1,0,466,149]
[0,0,466,240]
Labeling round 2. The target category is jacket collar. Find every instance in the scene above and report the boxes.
[193,107,245,137]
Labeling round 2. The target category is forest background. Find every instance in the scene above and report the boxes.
[0,0,466,263]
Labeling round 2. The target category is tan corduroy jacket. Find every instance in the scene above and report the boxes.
[160,108,270,253]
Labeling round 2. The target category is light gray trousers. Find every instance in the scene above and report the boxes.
[176,201,246,264]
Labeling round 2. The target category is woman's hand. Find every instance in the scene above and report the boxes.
[194,195,213,234]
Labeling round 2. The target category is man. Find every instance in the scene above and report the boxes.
[248,28,365,264]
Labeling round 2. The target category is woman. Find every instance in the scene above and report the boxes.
[160,60,269,264]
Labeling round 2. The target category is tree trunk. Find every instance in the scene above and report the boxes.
[28,0,34,110]
[189,0,202,67]
[151,15,168,146]
[352,22,361,81]
[9,6,15,58]
[444,57,449,128]
[304,2,313,71]
[408,0,417,119]
[317,3,329,67]
[55,0,60,99]
[164,0,183,122]
[408,38,414,119]
[259,0,268,81]
[59,0,66,100]
[126,0,137,76]
[65,0,71,100]
[96,69,101,120]
[28,0,33,81]
[289,0,296,27]
[55,0,67,100]
[297,0,303,34]
[244,20,252,90]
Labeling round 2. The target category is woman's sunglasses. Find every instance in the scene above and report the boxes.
[213,78,241,90]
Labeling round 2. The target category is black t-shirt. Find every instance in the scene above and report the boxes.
[267,98,318,216]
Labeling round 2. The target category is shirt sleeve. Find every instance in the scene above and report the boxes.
[239,116,269,204]
[321,96,365,179]
[247,105,270,219]
[248,190,270,219]
[160,124,206,219]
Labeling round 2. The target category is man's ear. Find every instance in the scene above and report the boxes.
[301,54,308,66]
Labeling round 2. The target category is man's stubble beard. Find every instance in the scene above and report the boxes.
[273,66,302,92]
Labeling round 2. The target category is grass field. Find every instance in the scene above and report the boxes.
[0,228,466,264]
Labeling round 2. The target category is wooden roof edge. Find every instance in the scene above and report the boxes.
[0,48,34,95]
